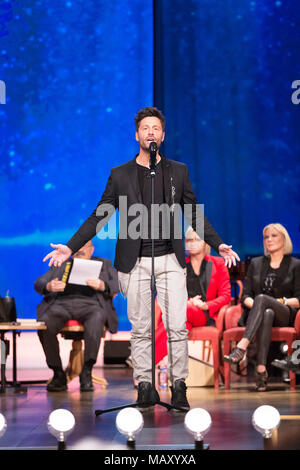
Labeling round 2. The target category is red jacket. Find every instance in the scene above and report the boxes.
[186,255,231,321]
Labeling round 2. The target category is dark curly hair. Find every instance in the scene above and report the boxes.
[134,106,165,131]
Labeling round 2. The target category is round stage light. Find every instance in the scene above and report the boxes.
[0,413,7,438]
[48,409,75,446]
[184,408,212,441]
[279,342,288,354]
[252,405,280,438]
[115,407,144,441]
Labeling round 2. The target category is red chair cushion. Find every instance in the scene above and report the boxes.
[271,327,296,342]
[64,320,83,327]
[188,326,221,341]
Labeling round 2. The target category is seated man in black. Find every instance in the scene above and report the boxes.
[35,241,119,392]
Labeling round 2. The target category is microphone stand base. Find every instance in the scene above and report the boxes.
[95,386,181,416]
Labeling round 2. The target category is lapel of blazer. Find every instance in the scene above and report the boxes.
[128,156,143,203]
[199,258,212,301]
[259,256,271,292]
[56,263,68,281]
[161,157,172,205]
[204,259,213,293]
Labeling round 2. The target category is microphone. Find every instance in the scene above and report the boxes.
[149,141,158,172]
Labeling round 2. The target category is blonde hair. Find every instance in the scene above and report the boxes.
[185,226,211,255]
[185,225,197,241]
[263,223,293,255]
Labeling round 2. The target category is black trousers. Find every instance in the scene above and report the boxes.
[243,294,290,366]
[37,296,105,370]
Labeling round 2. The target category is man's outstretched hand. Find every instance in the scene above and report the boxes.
[43,243,72,267]
[218,243,240,268]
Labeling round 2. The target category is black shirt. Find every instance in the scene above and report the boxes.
[262,266,279,297]
[136,160,174,257]
[186,260,208,300]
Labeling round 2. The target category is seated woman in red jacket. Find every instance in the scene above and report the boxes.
[155,227,231,366]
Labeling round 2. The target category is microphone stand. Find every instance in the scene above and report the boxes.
[95,148,175,417]
[147,154,174,411]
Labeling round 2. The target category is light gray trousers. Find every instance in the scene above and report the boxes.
[118,253,188,384]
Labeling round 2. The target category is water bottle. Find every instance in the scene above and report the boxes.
[158,366,168,389]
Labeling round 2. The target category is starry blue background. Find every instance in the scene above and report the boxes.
[0,0,153,329]
[154,0,300,257]
[0,0,299,330]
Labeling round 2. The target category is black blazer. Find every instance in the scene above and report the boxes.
[34,256,119,333]
[66,157,224,273]
[240,255,300,325]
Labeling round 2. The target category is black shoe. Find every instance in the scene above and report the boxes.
[271,359,289,372]
[136,381,160,408]
[170,380,190,411]
[255,370,268,392]
[224,347,246,365]
[80,364,94,392]
[47,369,67,392]
[272,358,300,374]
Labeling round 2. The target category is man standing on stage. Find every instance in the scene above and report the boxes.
[43,106,239,410]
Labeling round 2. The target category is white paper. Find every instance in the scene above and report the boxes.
[67,258,103,286]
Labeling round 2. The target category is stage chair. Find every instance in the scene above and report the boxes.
[229,262,246,305]
[230,280,244,305]
[200,274,243,367]
[223,304,300,391]
[60,320,108,388]
[188,304,229,389]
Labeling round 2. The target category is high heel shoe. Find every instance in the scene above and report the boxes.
[223,347,246,364]
[256,370,268,392]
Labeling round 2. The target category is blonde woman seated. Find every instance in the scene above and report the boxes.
[155,227,231,365]
[224,223,300,391]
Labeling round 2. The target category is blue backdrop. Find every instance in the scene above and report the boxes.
[154,0,300,257]
[0,0,299,329]
[0,0,153,329]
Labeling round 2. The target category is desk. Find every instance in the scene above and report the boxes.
[0,321,47,393]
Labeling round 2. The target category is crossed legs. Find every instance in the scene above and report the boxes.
[236,294,290,373]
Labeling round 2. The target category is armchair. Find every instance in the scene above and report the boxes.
[223,305,300,390]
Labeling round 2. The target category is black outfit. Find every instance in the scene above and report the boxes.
[186,259,216,326]
[136,160,173,257]
[66,156,224,272]
[35,256,118,370]
[186,258,211,299]
[240,255,300,365]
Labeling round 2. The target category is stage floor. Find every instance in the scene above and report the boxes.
[0,365,300,451]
